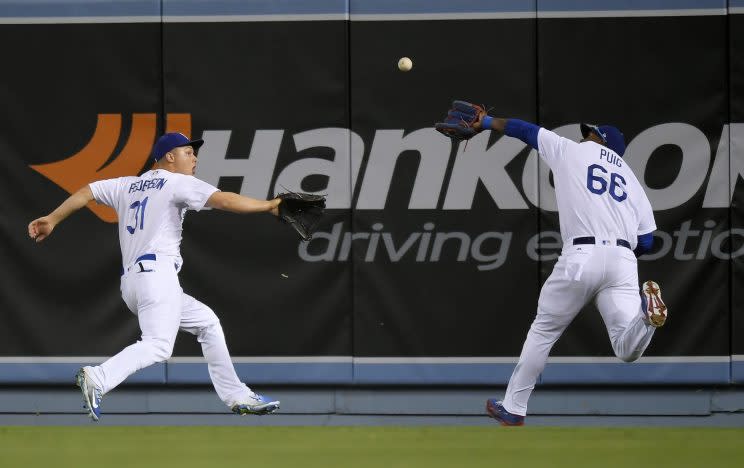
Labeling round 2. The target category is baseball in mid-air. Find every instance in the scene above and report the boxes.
[398,57,413,72]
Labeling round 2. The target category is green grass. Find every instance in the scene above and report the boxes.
[0,426,742,468]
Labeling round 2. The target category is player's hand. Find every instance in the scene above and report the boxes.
[28,216,56,243]
[269,198,281,217]
[472,107,487,131]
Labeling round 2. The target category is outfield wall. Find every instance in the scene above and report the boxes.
[2,387,744,425]
[1,0,743,385]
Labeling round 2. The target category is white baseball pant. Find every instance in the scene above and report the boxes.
[502,242,656,416]
[84,255,254,407]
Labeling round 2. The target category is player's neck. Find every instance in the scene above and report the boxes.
[152,163,175,173]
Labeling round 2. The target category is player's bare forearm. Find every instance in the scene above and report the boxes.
[206,191,281,215]
[28,185,94,242]
[49,186,95,223]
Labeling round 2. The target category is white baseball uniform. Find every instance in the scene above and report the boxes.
[84,168,256,407]
[502,128,657,416]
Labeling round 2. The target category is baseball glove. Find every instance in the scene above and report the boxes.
[435,100,486,141]
[276,191,326,241]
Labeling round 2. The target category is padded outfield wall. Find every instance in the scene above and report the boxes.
[0,0,743,385]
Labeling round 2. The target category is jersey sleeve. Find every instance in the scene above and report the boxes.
[537,127,571,169]
[89,178,121,208]
[175,176,220,212]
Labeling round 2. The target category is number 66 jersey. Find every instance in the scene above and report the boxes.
[89,169,219,268]
[538,129,656,247]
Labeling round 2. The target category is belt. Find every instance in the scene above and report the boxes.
[573,236,631,250]
[120,253,156,276]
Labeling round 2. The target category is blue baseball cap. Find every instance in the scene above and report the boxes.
[152,132,204,161]
[580,123,626,157]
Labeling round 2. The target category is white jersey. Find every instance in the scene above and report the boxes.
[537,128,656,248]
[89,169,219,267]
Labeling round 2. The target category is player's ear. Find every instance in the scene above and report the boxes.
[166,152,175,163]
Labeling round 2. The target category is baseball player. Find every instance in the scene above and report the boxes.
[437,105,667,426]
[28,132,283,421]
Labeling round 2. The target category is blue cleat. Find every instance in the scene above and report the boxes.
[75,367,102,421]
[486,399,524,426]
[231,393,280,416]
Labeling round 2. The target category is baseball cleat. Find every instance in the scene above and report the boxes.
[641,280,667,327]
[231,393,280,416]
[486,399,525,426]
[75,367,102,421]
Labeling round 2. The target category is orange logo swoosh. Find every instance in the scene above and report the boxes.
[30,113,191,222]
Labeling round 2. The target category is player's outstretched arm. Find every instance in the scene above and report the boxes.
[206,191,282,216]
[455,104,540,149]
[28,185,95,243]
[478,115,541,150]
[435,100,541,149]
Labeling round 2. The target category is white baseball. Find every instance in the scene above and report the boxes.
[398,57,413,72]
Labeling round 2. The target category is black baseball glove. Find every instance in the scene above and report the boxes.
[435,100,486,141]
[276,191,327,241]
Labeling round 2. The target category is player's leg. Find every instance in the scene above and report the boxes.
[85,263,182,395]
[497,251,596,419]
[179,293,279,415]
[595,249,656,362]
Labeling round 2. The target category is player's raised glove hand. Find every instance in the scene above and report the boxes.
[275,191,326,241]
[28,216,56,243]
[435,100,487,141]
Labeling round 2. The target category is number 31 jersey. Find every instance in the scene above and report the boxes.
[89,169,219,267]
[537,128,656,249]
